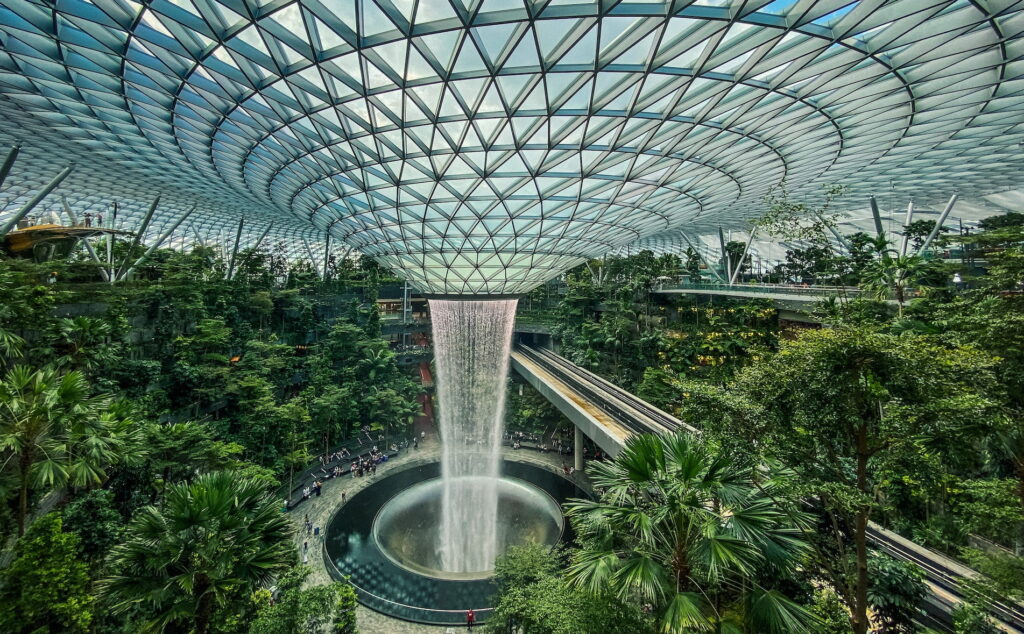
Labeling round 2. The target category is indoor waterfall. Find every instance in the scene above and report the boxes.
[429,298,518,573]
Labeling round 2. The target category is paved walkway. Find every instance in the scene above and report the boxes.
[287,434,590,633]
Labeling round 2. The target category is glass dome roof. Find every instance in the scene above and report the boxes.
[0,0,1022,293]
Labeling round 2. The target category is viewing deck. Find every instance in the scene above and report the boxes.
[653,281,884,308]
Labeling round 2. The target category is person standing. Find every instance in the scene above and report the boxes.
[466,608,475,629]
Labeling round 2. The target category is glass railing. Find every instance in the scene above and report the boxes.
[658,281,864,297]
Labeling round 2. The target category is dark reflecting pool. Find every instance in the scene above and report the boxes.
[323,460,585,625]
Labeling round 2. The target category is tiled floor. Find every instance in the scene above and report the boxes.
[288,434,589,633]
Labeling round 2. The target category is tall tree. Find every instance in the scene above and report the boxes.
[730,327,999,634]
[101,471,293,634]
[566,432,817,633]
[0,366,137,535]
[0,513,94,633]
[860,252,936,316]
[248,567,357,634]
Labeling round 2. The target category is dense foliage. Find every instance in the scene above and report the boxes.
[0,247,405,632]
[487,544,651,634]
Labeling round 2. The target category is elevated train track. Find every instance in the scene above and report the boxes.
[514,343,1024,633]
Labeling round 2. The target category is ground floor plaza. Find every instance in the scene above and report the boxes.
[288,435,591,632]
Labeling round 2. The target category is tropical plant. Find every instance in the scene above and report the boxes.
[732,327,999,634]
[866,552,927,632]
[860,251,934,316]
[0,326,24,365]
[61,488,124,563]
[0,513,94,633]
[565,432,817,633]
[488,544,650,634]
[100,471,294,634]
[48,316,118,374]
[248,567,358,634]
[0,366,138,535]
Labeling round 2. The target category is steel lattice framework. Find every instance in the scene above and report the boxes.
[1,0,1023,293]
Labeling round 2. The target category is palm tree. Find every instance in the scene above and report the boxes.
[50,316,116,373]
[860,252,932,316]
[0,365,129,535]
[100,471,293,634]
[0,326,24,366]
[565,433,817,633]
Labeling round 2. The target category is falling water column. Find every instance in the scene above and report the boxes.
[429,298,518,573]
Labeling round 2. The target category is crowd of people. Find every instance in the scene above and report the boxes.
[505,430,577,456]
[288,431,428,510]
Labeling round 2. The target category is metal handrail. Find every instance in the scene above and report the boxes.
[320,546,495,621]
[660,281,863,297]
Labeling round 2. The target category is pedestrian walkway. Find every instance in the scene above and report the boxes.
[288,433,589,633]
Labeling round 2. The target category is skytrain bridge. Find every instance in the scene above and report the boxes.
[512,342,1024,634]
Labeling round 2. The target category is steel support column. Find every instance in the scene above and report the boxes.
[917,192,958,255]
[119,205,195,281]
[116,195,160,279]
[718,227,731,281]
[899,200,915,257]
[62,196,110,282]
[0,144,20,191]
[815,212,852,253]
[302,237,322,279]
[869,196,885,238]
[226,217,245,280]
[322,233,332,281]
[729,228,757,285]
[681,234,725,283]
[574,425,584,472]
[0,164,75,236]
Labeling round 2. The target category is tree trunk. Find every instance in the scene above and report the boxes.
[852,427,871,634]
[194,575,214,634]
[17,449,32,536]
[1015,458,1024,552]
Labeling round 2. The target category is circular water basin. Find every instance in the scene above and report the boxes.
[372,475,563,580]
[323,460,585,625]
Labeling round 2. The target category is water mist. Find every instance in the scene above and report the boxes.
[429,298,518,573]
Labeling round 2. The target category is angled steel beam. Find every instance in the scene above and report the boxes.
[302,237,322,280]
[0,144,20,191]
[869,196,885,238]
[250,222,273,254]
[729,228,758,285]
[717,226,730,280]
[916,192,958,256]
[118,204,195,281]
[62,196,110,282]
[322,233,332,281]
[106,202,119,282]
[0,164,75,236]
[814,212,852,253]
[190,225,206,247]
[899,199,915,257]
[116,195,160,278]
[226,217,245,280]
[681,234,725,283]
[230,221,273,279]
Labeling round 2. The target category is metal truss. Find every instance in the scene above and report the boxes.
[0,0,1022,293]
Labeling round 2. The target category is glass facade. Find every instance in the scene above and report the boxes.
[0,0,1021,292]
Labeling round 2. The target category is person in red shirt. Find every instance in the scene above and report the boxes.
[466,608,475,629]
